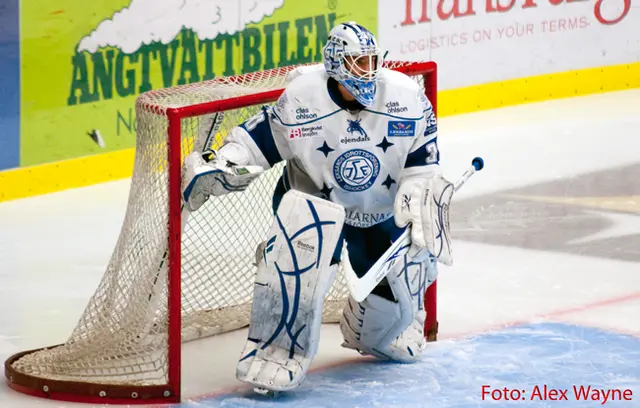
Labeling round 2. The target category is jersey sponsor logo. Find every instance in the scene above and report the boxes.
[388,120,415,137]
[295,107,318,120]
[342,119,370,143]
[345,210,393,228]
[347,118,367,136]
[425,111,437,136]
[341,135,370,144]
[386,101,408,114]
[333,149,380,192]
[289,125,323,139]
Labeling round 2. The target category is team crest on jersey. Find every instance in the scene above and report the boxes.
[388,120,415,137]
[333,149,380,192]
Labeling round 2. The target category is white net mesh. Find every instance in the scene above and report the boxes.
[9,62,432,389]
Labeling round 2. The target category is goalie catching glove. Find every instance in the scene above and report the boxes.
[394,173,454,266]
[181,149,264,212]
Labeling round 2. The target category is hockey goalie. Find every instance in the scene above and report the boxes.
[181,22,454,392]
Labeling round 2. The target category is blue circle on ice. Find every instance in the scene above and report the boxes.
[333,149,380,192]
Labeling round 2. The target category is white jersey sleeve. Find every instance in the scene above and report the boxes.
[398,87,441,182]
[217,66,329,170]
[218,104,292,170]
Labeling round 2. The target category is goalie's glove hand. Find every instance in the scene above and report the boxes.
[393,174,454,266]
[181,150,264,212]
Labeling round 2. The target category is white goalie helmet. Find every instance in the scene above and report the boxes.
[322,22,384,107]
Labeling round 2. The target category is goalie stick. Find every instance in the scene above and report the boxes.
[343,157,485,303]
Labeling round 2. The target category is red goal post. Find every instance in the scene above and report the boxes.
[5,60,438,405]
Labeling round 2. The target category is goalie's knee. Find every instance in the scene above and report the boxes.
[340,294,426,363]
[339,252,437,362]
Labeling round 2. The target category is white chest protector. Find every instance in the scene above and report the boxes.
[225,64,439,228]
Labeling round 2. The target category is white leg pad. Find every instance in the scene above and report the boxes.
[236,190,345,391]
[340,253,438,362]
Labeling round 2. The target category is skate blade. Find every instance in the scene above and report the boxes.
[253,387,282,397]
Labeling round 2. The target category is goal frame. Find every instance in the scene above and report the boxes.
[5,61,438,405]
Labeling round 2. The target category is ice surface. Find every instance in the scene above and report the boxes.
[191,323,640,408]
[0,89,638,407]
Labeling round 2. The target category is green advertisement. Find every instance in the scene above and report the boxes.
[20,0,377,166]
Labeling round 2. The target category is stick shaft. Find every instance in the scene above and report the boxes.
[345,161,481,302]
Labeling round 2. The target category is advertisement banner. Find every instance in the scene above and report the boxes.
[379,0,639,90]
[20,0,376,166]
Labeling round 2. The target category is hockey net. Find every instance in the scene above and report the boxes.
[5,61,438,404]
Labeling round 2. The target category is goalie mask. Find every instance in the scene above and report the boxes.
[323,22,383,107]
